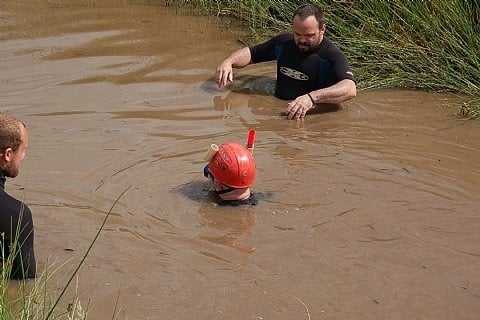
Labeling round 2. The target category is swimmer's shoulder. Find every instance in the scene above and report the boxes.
[217,192,271,207]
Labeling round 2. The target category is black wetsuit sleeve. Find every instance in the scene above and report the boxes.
[324,41,356,83]
[11,204,36,279]
[332,52,356,83]
[249,34,292,63]
[0,195,36,279]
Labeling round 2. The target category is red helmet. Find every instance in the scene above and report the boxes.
[208,142,256,188]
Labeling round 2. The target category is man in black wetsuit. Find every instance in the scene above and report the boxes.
[0,112,36,279]
[214,3,356,121]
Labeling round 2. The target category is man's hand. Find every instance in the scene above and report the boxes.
[214,61,234,88]
[286,94,314,120]
[214,47,253,88]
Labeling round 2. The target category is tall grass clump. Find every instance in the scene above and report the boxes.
[2,227,87,320]
[0,186,130,319]
[0,250,87,320]
[165,0,480,118]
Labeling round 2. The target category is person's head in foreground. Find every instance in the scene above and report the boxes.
[0,112,28,178]
[204,142,256,202]
[0,112,36,279]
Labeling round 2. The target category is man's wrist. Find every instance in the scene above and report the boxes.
[307,93,315,104]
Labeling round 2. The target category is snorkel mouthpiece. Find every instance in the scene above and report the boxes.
[204,143,219,162]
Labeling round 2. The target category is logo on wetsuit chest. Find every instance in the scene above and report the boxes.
[280,67,309,81]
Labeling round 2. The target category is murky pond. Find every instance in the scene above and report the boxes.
[1,1,480,319]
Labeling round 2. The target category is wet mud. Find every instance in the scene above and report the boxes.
[1,1,480,319]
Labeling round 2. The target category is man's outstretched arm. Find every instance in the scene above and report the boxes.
[214,47,252,88]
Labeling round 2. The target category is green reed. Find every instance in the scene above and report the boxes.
[1,186,130,319]
[1,213,88,319]
[0,252,88,320]
[165,0,480,118]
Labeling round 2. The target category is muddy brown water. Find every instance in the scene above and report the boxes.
[1,1,480,319]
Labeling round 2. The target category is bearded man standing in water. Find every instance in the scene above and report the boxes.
[0,112,36,279]
[214,3,356,120]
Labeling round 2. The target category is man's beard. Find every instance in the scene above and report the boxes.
[296,41,313,53]
[2,162,19,178]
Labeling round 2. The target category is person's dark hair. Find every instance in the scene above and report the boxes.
[293,3,325,26]
[0,112,24,152]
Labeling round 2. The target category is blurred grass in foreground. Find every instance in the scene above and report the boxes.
[1,186,129,319]
[1,237,87,319]
[165,0,480,118]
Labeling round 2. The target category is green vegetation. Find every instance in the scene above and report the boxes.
[1,186,130,319]
[1,253,87,320]
[166,0,480,118]
[1,227,86,320]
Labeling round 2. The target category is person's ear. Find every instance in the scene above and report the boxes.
[1,148,13,162]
